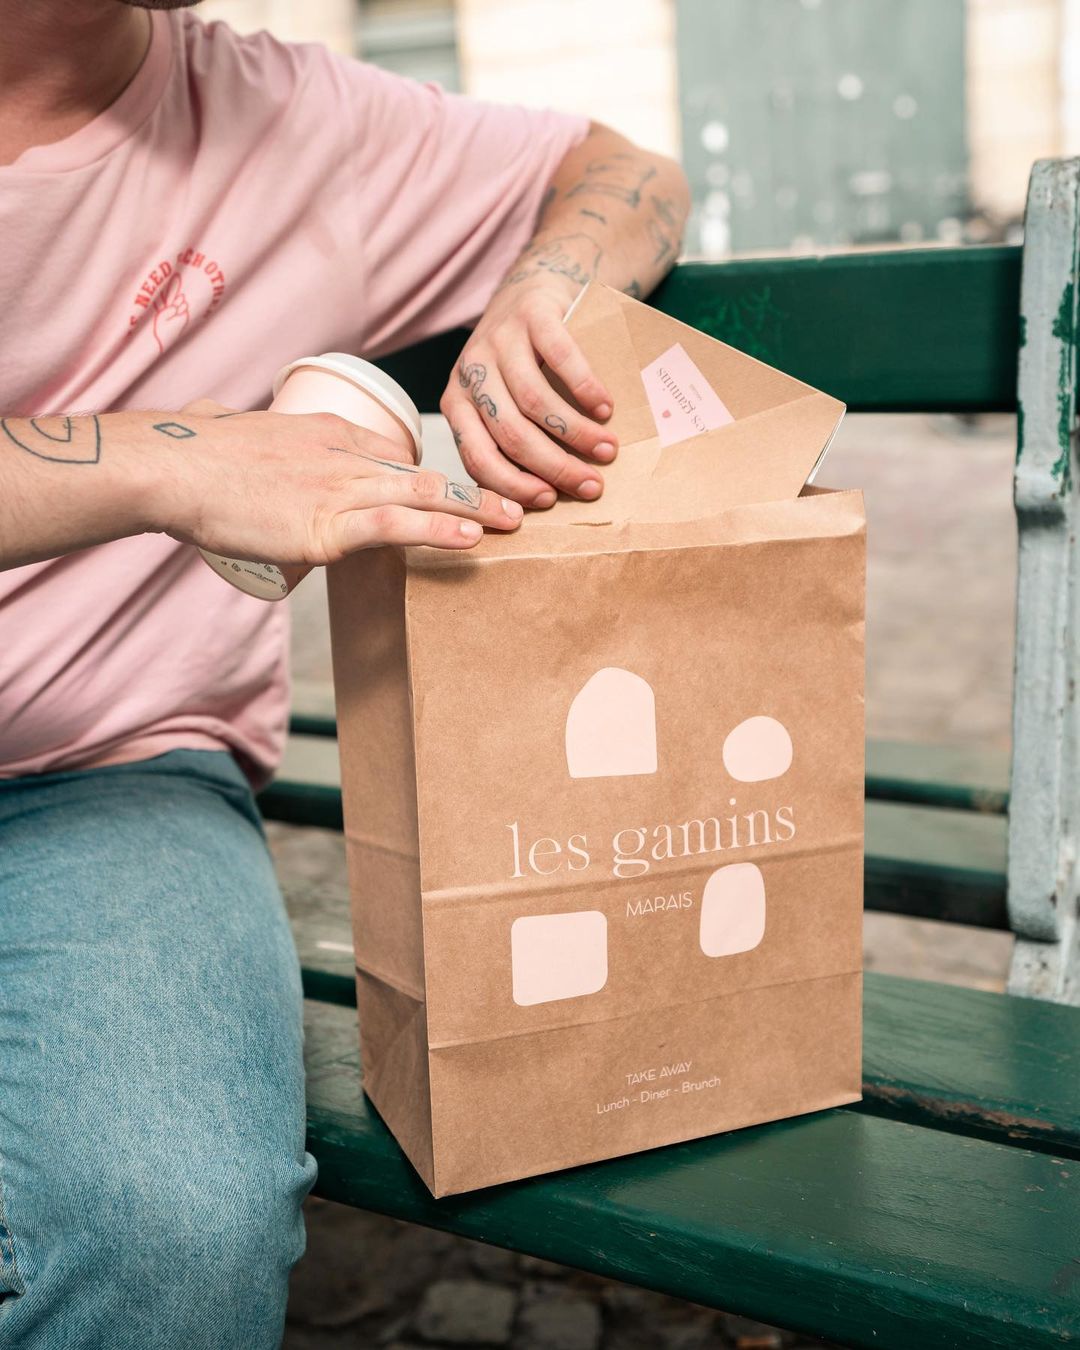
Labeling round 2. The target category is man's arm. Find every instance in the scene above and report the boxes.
[503,126,689,306]
[0,407,522,571]
[1,413,166,567]
[440,122,690,507]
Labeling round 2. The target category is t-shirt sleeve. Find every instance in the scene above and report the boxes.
[332,60,589,356]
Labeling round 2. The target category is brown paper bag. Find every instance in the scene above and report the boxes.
[328,283,865,1197]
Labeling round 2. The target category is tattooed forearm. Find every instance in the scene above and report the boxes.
[501,233,603,292]
[566,152,657,209]
[651,195,680,227]
[490,131,688,314]
[458,361,497,418]
[1,415,102,464]
[544,413,568,437]
[645,193,680,265]
[647,217,676,265]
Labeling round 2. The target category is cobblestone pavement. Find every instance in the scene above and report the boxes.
[276,413,1016,1349]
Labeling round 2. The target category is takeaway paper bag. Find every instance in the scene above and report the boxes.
[328,284,864,1197]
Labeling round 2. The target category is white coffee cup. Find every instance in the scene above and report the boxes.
[199,353,423,600]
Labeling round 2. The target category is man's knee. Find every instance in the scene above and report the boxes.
[4,1137,315,1347]
[107,1145,314,1294]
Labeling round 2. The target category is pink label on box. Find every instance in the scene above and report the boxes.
[640,342,734,447]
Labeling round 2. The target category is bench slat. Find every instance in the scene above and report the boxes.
[859,974,1080,1157]
[263,762,1009,930]
[281,724,1011,816]
[286,713,338,740]
[283,829,1075,1159]
[259,778,342,830]
[864,801,1006,927]
[304,998,1080,1350]
[290,873,1079,1161]
[864,740,1009,814]
[372,246,1021,415]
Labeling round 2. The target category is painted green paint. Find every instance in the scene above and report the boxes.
[1051,280,1076,491]
[1055,393,1073,490]
[280,734,1012,812]
[285,727,1012,814]
[1051,280,1076,343]
[303,998,1080,1350]
[301,967,354,1008]
[258,778,343,831]
[864,740,1008,813]
[859,973,1080,1158]
[295,964,1080,1161]
[865,776,1007,813]
[287,713,337,739]
[686,284,786,363]
[1005,160,1080,975]
[265,783,1009,931]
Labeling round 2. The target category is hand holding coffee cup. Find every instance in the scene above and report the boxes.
[186,354,521,599]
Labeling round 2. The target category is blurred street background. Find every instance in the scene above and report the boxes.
[186,1,1065,1345]
[199,0,1080,252]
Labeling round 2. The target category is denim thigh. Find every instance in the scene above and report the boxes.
[0,750,316,1350]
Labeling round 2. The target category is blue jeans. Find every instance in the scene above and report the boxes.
[0,751,316,1349]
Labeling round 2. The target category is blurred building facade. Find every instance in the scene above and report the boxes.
[197,0,1080,256]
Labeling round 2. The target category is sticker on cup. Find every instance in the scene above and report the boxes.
[201,554,290,600]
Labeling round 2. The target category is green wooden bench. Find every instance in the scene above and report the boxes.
[263,159,1080,1349]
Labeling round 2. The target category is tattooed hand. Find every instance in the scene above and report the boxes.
[439,123,689,508]
[440,256,617,507]
[158,400,523,560]
[0,401,524,571]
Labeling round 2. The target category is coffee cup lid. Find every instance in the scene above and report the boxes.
[272,352,423,463]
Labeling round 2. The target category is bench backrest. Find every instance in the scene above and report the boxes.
[380,245,1022,416]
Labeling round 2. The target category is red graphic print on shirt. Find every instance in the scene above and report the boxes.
[127,246,226,351]
[152,274,189,352]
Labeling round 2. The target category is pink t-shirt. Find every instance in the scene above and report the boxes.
[0,11,587,784]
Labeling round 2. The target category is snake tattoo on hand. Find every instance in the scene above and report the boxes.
[457,361,497,419]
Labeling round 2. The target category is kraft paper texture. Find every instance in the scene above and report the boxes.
[328,283,865,1196]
